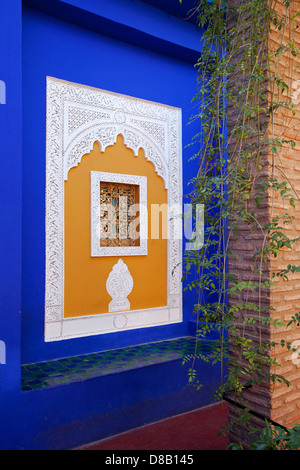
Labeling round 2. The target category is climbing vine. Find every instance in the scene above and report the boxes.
[180,0,300,449]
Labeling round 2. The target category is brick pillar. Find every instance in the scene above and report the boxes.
[227,0,300,448]
[267,0,300,429]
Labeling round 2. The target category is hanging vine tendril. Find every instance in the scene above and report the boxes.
[181,0,300,449]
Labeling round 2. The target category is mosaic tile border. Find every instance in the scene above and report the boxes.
[21,337,216,391]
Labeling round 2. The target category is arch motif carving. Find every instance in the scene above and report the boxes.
[45,77,182,341]
[64,124,168,187]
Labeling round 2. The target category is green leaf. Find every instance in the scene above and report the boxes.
[290,199,295,208]
[255,197,261,208]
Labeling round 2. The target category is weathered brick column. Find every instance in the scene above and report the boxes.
[227,0,300,447]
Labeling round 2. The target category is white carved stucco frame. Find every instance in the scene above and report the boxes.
[45,77,182,341]
[90,172,148,257]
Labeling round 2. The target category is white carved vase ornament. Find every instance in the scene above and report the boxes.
[106,259,134,313]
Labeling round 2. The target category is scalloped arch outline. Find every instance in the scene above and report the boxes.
[64,123,169,189]
[45,77,182,341]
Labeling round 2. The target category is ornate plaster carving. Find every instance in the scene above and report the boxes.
[106,259,134,313]
[45,77,182,341]
[90,172,147,257]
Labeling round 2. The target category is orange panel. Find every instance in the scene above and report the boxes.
[64,134,168,317]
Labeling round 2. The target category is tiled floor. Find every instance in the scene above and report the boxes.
[21,336,227,450]
[21,336,216,391]
[76,401,229,451]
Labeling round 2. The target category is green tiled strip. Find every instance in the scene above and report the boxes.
[21,336,215,391]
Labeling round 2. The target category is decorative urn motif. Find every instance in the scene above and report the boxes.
[106,259,134,312]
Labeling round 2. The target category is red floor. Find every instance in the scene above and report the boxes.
[77,401,229,451]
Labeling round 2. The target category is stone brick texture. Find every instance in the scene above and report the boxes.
[267,0,300,430]
[227,0,300,447]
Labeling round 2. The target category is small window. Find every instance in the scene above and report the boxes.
[91,171,147,257]
[100,181,140,247]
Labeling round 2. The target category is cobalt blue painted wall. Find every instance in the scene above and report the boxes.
[21,2,202,364]
[19,357,222,450]
[0,0,222,450]
[0,0,24,449]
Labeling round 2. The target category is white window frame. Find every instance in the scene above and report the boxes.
[90,172,148,257]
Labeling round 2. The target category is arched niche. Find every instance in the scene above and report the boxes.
[45,77,182,341]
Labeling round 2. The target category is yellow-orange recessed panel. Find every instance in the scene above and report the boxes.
[64,135,168,318]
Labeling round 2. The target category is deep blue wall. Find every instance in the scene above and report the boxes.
[21,2,202,364]
[0,0,219,450]
[0,0,24,449]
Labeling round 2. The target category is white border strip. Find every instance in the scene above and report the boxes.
[45,307,181,341]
